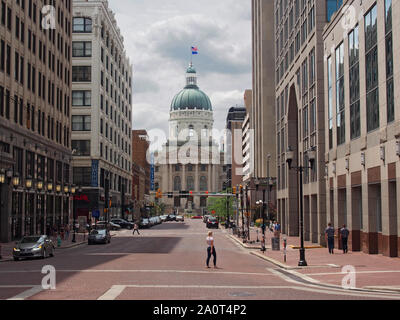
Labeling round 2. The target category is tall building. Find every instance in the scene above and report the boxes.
[154,63,227,214]
[242,90,253,183]
[274,1,345,242]
[132,130,150,218]
[71,0,133,221]
[324,0,399,257]
[249,0,276,217]
[0,0,73,241]
[225,106,246,188]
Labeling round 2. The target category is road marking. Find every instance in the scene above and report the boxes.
[6,286,43,300]
[267,268,300,285]
[303,270,400,276]
[284,269,320,284]
[98,285,126,300]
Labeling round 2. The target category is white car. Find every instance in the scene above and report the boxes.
[176,215,184,222]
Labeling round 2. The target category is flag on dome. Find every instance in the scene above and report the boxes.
[191,46,198,55]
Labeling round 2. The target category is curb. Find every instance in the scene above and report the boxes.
[227,234,266,250]
[250,251,292,269]
[363,286,400,293]
[289,245,324,249]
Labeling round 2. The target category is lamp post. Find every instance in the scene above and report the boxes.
[71,185,77,243]
[286,146,316,267]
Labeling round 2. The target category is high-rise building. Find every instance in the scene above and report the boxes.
[0,0,73,241]
[225,106,246,188]
[249,0,276,219]
[323,0,399,257]
[71,0,133,221]
[274,0,345,243]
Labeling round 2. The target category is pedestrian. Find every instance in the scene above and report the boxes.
[325,223,335,254]
[340,224,350,254]
[274,221,281,238]
[206,231,217,269]
[65,224,70,240]
[132,222,140,235]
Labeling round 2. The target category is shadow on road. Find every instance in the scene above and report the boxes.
[149,223,190,231]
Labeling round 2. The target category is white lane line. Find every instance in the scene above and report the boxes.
[98,285,126,300]
[98,284,400,300]
[303,270,400,276]
[7,286,43,300]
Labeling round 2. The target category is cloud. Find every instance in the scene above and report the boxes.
[110,0,252,144]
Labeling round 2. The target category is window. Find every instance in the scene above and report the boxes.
[349,26,360,139]
[72,91,91,106]
[365,5,379,132]
[200,176,207,191]
[72,66,91,82]
[336,42,345,145]
[187,176,194,191]
[385,0,394,123]
[327,56,333,149]
[72,41,92,57]
[72,17,92,33]
[174,176,181,191]
[72,115,91,131]
[71,141,90,156]
[73,167,91,186]
[326,0,343,22]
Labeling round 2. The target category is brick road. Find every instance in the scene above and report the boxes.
[0,220,399,300]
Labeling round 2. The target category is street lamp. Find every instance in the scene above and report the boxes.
[37,180,43,191]
[12,174,20,188]
[47,181,53,192]
[0,169,5,184]
[71,185,78,243]
[56,184,61,193]
[26,176,33,190]
[286,146,316,267]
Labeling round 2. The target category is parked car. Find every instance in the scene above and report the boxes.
[206,217,219,229]
[111,218,134,230]
[191,216,203,219]
[13,235,55,261]
[160,215,168,222]
[88,229,111,245]
[176,215,184,222]
[168,214,177,221]
[92,221,121,231]
[203,215,211,223]
[140,218,151,229]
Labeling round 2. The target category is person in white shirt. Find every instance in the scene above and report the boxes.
[206,231,217,269]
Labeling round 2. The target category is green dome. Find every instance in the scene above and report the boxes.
[171,88,213,111]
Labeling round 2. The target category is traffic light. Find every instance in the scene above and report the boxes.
[189,191,193,196]
[156,189,163,199]
[232,186,237,194]
[239,185,243,193]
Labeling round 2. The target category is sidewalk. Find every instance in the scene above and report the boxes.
[228,225,400,292]
[0,233,89,262]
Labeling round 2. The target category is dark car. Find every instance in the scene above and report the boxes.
[206,217,219,229]
[168,214,177,221]
[203,215,211,223]
[13,235,55,261]
[111,218,134,230]
[139,218,151,229]
[88,229,111,245]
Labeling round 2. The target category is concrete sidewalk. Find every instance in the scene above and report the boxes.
[0,233,89,262]
[227,225,400,292]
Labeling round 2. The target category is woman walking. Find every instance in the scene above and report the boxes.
[206,231,218,269]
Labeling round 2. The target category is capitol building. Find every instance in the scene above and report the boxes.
[153,64,227,214]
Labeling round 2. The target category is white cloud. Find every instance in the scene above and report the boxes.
[109,0,252,143]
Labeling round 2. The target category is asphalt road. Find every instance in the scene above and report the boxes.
[0,219,399,300]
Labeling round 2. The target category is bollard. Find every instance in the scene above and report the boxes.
[57,235,62,247]
[283,237,287,262]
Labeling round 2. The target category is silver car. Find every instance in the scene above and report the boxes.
[13,235,55,261]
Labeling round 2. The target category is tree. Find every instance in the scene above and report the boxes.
[207,194,234,222]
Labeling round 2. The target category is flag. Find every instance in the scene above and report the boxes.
[191,46,198,55]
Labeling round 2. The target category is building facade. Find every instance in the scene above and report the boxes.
[225,106,246,188]
[132,130,150,218]
[154,64,227,214]
[324,0,400,257]
[71,0,133,221]
[249,0,277,220]
[0,0,73,241]
[274,0,345,242]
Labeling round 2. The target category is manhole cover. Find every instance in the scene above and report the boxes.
[229,292,256,297]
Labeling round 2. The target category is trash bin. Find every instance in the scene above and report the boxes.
[272,237,280,251]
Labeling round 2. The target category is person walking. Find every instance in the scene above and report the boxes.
[325,223,335,254]
[340,224,350,254]
[206,231,217,269]
[65,224,70,240]
[132,222,140,236]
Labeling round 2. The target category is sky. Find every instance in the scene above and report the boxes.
[109,0,252,145]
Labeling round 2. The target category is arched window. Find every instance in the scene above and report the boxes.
[200,176,207,191]
[174,176,181,191]
[187,176,194,191]
[189,125,194,137]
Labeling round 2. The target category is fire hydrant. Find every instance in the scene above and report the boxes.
[57,234,62,247]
